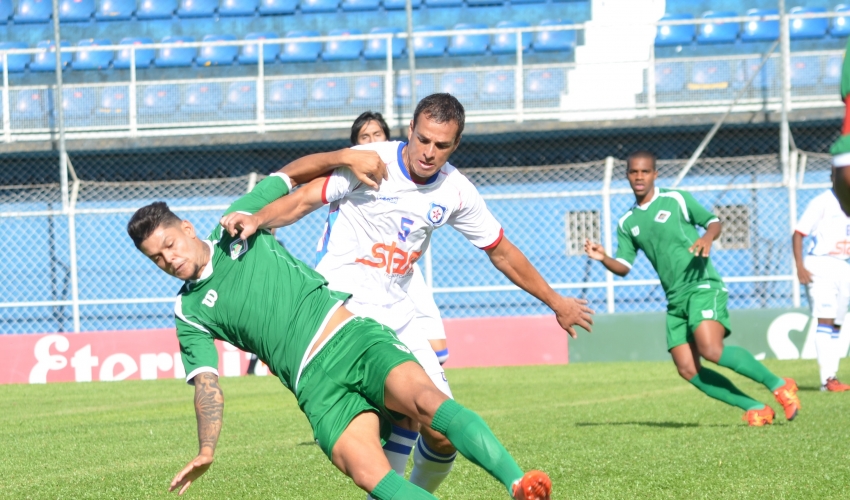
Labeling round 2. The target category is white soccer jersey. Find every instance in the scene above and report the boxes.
[314,140,503,330]
[796,190,850,260]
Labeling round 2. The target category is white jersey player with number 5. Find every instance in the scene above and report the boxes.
[220,93,594,496]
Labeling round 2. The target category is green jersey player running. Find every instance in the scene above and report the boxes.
[584,151,801,426]
[127,157,551,499]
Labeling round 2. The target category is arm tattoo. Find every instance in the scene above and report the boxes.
[194,372,224,455]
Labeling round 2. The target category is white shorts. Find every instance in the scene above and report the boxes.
[805,255,850,323]
[409,263,446,341]
[344,298,453,399]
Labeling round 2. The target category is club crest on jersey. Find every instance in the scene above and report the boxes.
[654,210,671,223]
[230,238,248,260]
[631,226,640,237]
[427,202,447,226]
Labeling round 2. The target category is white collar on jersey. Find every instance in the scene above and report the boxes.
[635,187,660,211]
[191,240,216,283]
[396,142,441,186]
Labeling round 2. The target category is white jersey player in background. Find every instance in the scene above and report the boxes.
[793,174,850,392]
[221,93,594,496]
[348,111,450,364]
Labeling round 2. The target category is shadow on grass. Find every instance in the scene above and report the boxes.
[797,386,823,392]
[574,421,732,429]
[298,441,318,446]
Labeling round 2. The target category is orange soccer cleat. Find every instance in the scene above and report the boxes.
[742,406,775,427]
[823,377,850,392]
[773,378,801,421]
[512,470,552,500]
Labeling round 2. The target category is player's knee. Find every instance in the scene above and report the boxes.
[420,426,455,455]
[677,365,697,380]
[699,345,723,363]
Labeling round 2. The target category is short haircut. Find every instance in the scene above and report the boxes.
[412,93,465,141]
[350,111,391,145]
[127,202,182,249]
[627,150,657,171]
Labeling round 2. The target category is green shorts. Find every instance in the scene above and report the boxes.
[295,316,419,459]
[666,286,732,351]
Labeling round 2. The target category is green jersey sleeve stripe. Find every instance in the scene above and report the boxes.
[615,258,633,269]
[185,366,219,385]
[174,296,211,334]
[618,210,633,231]
[658,191,690,223]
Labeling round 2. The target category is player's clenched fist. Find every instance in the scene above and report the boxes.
[220,212,260,240]
[343,148,388,190]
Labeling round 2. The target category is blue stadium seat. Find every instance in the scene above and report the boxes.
[480,70,513,101]
[178,0,217,17]
[466,0,502,6]
[224,81,256,109]
[136,0,176,19]
[491,20,531,54]
[99,86,129,114]
[742,8,778,42]
[790,7,828,40]
[239,32,279,63]
[197,34,237,66]
[690,61,731,88]
[59,0,94,21]
[824,55,842,85]
[654,62,686,92]
[300,0,336,13]
[114,37,155,68]
[72,39,113,70]
[258,0,295,14]
[341,0,378,11]
[139,84,180,114]
[308,77,349,108]
[832,5,850,38]
[524,68,564,99]
[510,0,542,4]
[219,0,257,15]
[182,83,223,111]
[697,11,739,44]
[267,79,306,109]
[15,0,52,22]
[96,0,135,20]
[425,0,461,7]
[534,19,576,52]
[364,27,403,60]
[61,88,95,118]
[655,13,694,47]
[0,42,30,73]
[396,73,435,105]
[448,23,488,56]
[15,89,46,118]
[30,40,71,72]
[413,25,447,57]
[279,30,321,62]
[734,57,777,90]
[156,36,196,67]
[382,0,419,9]
[789,56,820,87]
[323,29,363,61]
[0,0,12,21]
[350,75,382,107]
[440,71,477,101]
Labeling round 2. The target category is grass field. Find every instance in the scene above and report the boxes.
[2,359,849,499]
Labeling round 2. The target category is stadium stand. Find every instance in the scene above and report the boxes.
[655,13,695,46]
[95,0,135,20]
[59,0,95,22]
[279,30,321,62]
[491,20,532,54]
[0,41,29,72]
[15,89,46,118]
[0,0,12,21]
[350,75,383,108]
[341,0,379,11]
[322,29,363,61]
[98,86,130,114]
[224,81,255,109]
[182,83,223,112]
[789,7,828,40]
[257,0,296,14]
[61,88,96,119]
[440,71,478,102]
[654,62,686,92]
[426,0,463,8]
[690,60,732,89]
[524,68,564,100]
[413,25,448,57]
[448,23,489,56]
[364,27,404,59]
[156,35,196,67]
[300,0,338,13]
[177,0,218,17]
[239,32,279,63]
[696,11,739,44]
[219,0,258,16]
[396,73,435,105]
[382,0,420,9]
[833,5,850,37]
[72,39,113,70]
[15,0,52,23]
[734,57,777,90]
[308,77,349,108]
[480,70,513,101]
[114,37,156,68]
[534,19,576,52]
[30,40,71,72]
[789,55,821,87]
[741,8,779,42]
[266,79,306,109]
[197,34,238,66]
[139,84,180,115]
[824,53,843,84]
[136,0,176,19]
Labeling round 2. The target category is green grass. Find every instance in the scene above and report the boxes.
[2,360,849,499]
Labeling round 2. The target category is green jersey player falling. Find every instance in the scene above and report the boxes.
[585,151,801,426]
[126,165,551,499]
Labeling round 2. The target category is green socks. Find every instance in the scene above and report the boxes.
[430,399,524,494]
[370,471,437,500]
[717,345,785,391]
[689,367,765,411]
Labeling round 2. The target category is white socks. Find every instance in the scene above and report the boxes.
[815,324,842,385]
[409,434,457,493]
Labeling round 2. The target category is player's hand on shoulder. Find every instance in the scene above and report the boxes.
[688,235,713,257]
[584,239,606,261]
[344,149,388,190]
[220,212,259,240]
[553,295,594,338]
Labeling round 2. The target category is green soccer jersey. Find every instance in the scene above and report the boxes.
[614,187,724,304]
[174,173,350,392]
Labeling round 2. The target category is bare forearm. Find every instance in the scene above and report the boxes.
[488,240,560,308]
[705,221,722,241]
[599,255,630,277]
[279,150,350,186]
[792,232,805,266]
[193,372,224,456]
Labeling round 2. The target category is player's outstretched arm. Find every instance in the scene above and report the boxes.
[279,148,388,189]
[584,239,631,277]
[168,372,223,496]
[220,177,325,239]
[791,231,813,285]
[486,235,594,337]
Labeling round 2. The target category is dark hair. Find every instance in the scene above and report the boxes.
[627,150,657,171]
[127,202,182,249]
[351,111,391,145]
[412,93,465,141]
